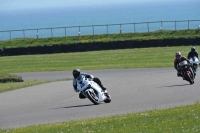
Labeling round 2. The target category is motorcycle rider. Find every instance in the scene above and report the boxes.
[72,69,107,99]
[174,51,195,79]
[187,46,199,61]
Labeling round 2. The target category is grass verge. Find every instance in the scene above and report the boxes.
[0,79,68,93]
[0,103,200,133]
[0,46,198,73]
[0,72,23,83]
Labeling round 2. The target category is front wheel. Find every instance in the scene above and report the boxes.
[193,64,198,72]
[86,90,99,105]
[186,71,194,84]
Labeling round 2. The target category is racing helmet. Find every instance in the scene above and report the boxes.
[191,46,196,52]
[175,51,181,60]
[72,69,80,79]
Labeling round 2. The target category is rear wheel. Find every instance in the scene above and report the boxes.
[104,93,111,103]
[86,90,99,105]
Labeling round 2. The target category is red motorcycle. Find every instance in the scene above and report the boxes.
[179,60,195,84]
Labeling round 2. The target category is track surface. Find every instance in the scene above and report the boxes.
[0,68,199,129]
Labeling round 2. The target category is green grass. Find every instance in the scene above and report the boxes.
[0,79,67,93]
[0,29,200,49]
[1,103,200,133]
[0,72,22,79]
[0,46,197,73]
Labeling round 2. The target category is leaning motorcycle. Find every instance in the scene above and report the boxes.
[189,56,199,72]
[179,60,195,84]
[76,75,111,105]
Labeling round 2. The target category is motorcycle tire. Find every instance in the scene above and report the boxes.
[86,90,99,105]
[104,93,111,103]
[186,72,194,84]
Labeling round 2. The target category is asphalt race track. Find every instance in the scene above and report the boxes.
[0,68,200,129]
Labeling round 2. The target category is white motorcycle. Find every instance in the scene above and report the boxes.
[189,56,199,72]
[76,75,111,105]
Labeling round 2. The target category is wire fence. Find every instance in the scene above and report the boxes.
[0,20,200,41]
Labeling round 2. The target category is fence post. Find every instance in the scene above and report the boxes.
[36,29,39,40]
[23,29,25,39]
[65,27,66,37]
[159,21,163,32]
[92,25,94,36]
[9,30,12,41]
[78,26,80,38]
[175,21,176,31]
[51,28,53,38]
[107,25,108,35]
[120,24,122,34]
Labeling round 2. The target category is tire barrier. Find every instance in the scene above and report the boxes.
[0,78,24,83]
[1,37,200,56]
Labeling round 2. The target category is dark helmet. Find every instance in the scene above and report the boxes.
[175,51,181,60]
[191,46,196,52]
[72,69,80,79]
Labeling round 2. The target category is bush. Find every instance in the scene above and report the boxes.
[0,72,23,83]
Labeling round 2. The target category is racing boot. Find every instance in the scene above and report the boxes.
[93,77,107,91]
[101,86,108,95]
[98,84,107,92]
[101,86,107,92]
[194,71,196,76]
[192,67,196,76]
[177,72,183,77]
[178,72,185,80]
[190,68,196,78]
[79,93,86,99]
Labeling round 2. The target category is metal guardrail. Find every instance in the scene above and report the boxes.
[0,20,200,41]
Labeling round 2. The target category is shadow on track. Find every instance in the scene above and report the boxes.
[54,104,97,109]
[159,84,190,88]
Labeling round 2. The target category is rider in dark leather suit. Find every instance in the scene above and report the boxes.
[187,46,199,61]
[174,51,195,78]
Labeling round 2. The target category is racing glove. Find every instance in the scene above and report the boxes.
[85,75,94,81]
[74,88,79,92]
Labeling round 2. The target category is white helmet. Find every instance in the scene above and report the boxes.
[175,51,181,59]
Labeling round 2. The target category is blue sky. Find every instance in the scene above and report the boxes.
[0,0,191,11]
[1,0,130,10]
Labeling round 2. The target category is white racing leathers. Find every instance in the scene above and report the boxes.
[189,56,199,72]
[75,75,111,105]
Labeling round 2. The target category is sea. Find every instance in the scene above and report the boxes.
[0,1,200,40]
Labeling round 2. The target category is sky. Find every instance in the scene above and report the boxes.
[0,0,131,11]
[0,0,191,11]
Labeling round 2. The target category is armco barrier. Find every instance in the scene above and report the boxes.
[1,20,200,41]
[1,37,200,56]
